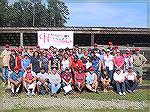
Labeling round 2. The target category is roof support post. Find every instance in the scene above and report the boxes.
[20,32,23,47]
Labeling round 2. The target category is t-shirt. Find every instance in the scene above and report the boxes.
[72,60,83,71]
[16,56,23,70]
[86,72,97,84]
[124,71,137,81]
[10,72,22,81]
[113,70,125,81]
[30,56,40,73]
[113,55,124,68]
[1,49,11,66]
[103,55,114,70]
[40,56,49,72]
[21,58,30,70]
[132,54,147,67]
[37,72,49,80]
[61,59,70,71]
[75,72,85,83]
[50,56,60,68]
[61,72,72,83]
[23,71,36,80]
[48,73,61,84]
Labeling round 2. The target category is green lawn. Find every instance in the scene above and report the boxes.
[2,107,150,112]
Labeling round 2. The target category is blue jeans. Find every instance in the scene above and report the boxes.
[106,67,114,81]
[2,66,9,83]
[125,80,138,91]
[49,83,61,94]
[115,81,126,93]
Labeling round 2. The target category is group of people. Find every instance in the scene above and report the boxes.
[1,42,147,96]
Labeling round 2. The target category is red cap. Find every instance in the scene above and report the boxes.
[134,47,140,51]
[90,67,94,71]
[94,43,98,47]
[36,45,40,48]
[108,42,113,45]
[14,66,19,71]
[18,49,22,53]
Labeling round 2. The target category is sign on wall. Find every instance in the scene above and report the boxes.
[38,31,74,49]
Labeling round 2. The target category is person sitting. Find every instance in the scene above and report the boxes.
[36,66,49,95]
[101,69,111,92]
[48,66,61,97]
[85,67,99,93]
[61,67,74,95]
[9,66,22,96]
[74,67,85,93]
[124,66,139,93]
[23,66,36,96]
[113,68,126,95]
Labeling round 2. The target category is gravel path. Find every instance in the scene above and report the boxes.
[0,95,148,110]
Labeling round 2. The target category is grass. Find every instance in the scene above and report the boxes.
[2,107,150,112]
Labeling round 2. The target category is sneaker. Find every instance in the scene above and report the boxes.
[31,92,35,96]
[127,90,132,93]
[27,91,30,96]
[123,92,126,95]
[132,90,136,93]
[119,92,123,95]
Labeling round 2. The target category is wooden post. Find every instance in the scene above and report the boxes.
[91,33,94,46]
[20,32,23,47]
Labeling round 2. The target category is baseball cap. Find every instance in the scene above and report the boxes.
[90,67,94,71]
[5,44,9,48]
[14,66,19,71]
[134,47,140,51]
[106,49,110,52]
[11,48,15,52]
[128,66,133,69]
[108,42,113,45]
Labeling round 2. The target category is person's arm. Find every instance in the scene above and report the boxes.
[141,55,147,68]
[58,60,61,74]
[48,60,51,73]
[7,55,11,71]
[21,59,26,71]
[94,74,98,83]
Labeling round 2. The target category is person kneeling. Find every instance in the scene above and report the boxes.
[36,66,49,95]
[23,66,36,96]
[9,66,22,96]
[101,69,111,92]
[61,67,74,95]
[48,66,61,97]
[85,67,99,94]
[74,68,85,93]
[124,66,139,93]
[113,69,126,95]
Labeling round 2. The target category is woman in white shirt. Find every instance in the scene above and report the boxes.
[124,66,138,93]
[113,68,126,95]
[103,49,114,81]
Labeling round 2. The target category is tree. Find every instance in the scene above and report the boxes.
[47,0,69,27]
[0,0,8,26]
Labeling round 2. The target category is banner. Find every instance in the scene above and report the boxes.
[38,31,74,49]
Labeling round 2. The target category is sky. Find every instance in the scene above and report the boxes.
[8,0,149,28]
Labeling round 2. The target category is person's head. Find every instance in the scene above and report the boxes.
[24,54,29,59]
[128,66,133,73]
[18,49,22,56]
[78,48,82,54]
[36,45,40,50]
[74,44,79,51]
[116,50,121,56]
[14,66,19,73]
[33,51,39,57]
[115,68,121,74]
[64,52,69,59]
[134,48,140,54]
[29,48,33,53]
[26,66,31,73]
[93,43,98,48]
[126,48,131,55]
[89,67,94,74]
[11,48,15,54]
[40,66,46,74]
[51,66,57,74]
[24,46,28,52]
[84,51,88,56]
[72,51,76,57]
[108,41,113,47]
[42,50,47,57]
[5,44,10,51]
[106,49,110,55]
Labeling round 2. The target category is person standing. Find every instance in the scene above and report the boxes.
[1,44,11,87]
[132,48,147,83]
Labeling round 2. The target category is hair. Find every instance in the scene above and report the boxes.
[33,51,39,57]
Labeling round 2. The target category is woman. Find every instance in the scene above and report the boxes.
[30,51,41,74]
[85,67,99,93]
[113,50,124,70]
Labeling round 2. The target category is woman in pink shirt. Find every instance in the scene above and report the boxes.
[113,50,124,70]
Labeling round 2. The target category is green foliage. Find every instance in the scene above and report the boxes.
[0,0,69,27]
